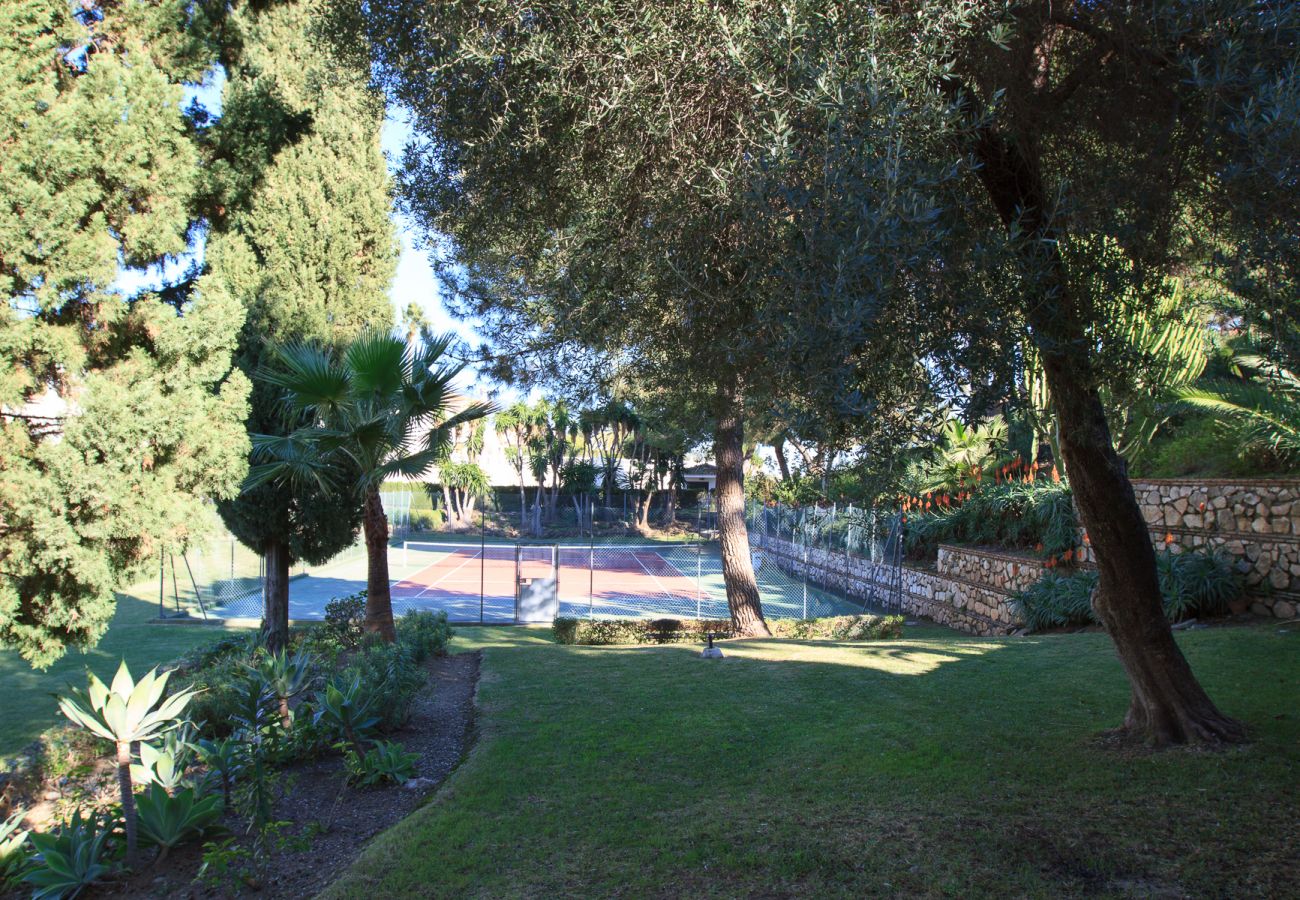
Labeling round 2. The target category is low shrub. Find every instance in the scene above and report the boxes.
[341,642,424,730]
[22,809,116,898]
[768,615,904,640]
[410,510,444,531]
[553,615,904,645]
[0,809,30,887]
[136,784,224,860]
[903,480,1078,561]
[552,617,732,645]
[396,610,453,661]
[343,740,419,787]
[1012,548,1243,630]
[323,592,367,649]
[182,652,259,739]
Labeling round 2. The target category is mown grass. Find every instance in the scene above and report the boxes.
[0,584,245,756]
[326,621,1299,898]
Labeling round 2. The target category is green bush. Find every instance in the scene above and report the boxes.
[323,592,367,649]
[1135,415,1297,478]
[552,615,904,645]
[768,615,904,640]
[1012,548,1242,630]
[410,509,444,531]
[342,642,424,730]
[395,610,453,661]
[22,809,116,899]
[904,480,1078,561]
[552,617,732,645]
[135,784,224,859]
[182,652,258,739]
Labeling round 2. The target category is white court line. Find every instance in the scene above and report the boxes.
[400,549,484,598]
[627,549,690,605]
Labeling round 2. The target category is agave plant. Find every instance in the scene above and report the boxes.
[0,808,30,885]
[135,784,224,862]
[22,810,114,899]
[57,663,199,863]
[131,721,199,793]
[314,672,380,757]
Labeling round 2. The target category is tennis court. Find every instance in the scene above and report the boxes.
[198,540,864,624]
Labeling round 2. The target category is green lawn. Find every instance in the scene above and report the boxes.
[0,583,246,757]
[326,622,1299,898]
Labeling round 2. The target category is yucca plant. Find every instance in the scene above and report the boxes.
[57,663,198,863]
[131,721,199,793]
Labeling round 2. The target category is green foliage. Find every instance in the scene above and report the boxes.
[22,809,115,900]
[135,784,224,857]
[1012,550,1242,630]
[194,737,243,807]
[767,615,905,641]
[342,642,425,731]
[343,740,420,787]
[323,592,367,650]
[395,611,453,662]
[58,662,197,749]
[410,509,443,531]
[1178,352,1300,465]
[313,673,381,755]
[250,648,318,727]
[910,417,1013,493]
[552,617,733,646]
[903,481,1078,561]
[1134,415,1296,478]
[0,0,252,669]
[131,723,199,792]
[0,808,30,886]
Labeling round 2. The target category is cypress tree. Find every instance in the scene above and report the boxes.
[0,0,250,666]
[209,0,398,649]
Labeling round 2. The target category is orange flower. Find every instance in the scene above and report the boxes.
[1035,542,1044,552]
[1051,465,1061,483]
[1063,549,1073,562]
[1164,532,1174,544]
[1045,557,1056,568]
[1083,532,1090,545]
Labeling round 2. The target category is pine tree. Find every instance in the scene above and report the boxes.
[209,0,398,649]
[0,0,250,666]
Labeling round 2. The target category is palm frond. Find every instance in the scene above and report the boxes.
[260,343,350,419]
[345,330,409,399]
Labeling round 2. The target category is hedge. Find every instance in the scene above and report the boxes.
[552,614,904,645]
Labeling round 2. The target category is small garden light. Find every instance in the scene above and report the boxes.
[700,632,723,659]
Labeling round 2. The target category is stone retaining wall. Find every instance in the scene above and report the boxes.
[755,477,1300,631]
[755,535,1021,636]
[1081,478,1300,618]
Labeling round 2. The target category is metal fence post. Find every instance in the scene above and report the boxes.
[480,509,487,624]
[802,533,809,619]
[588,529,595,619]
[695,543,703,619]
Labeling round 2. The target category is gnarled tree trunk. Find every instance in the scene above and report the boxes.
[362,487,397,641]
[261,538,291,652]
[969,111,1244,746]
[713,379,770,637]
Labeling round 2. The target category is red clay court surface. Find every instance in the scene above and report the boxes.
[393,543,707,621]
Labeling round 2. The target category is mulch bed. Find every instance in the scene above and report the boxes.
[95,650,480,899]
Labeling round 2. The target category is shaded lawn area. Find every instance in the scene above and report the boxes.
[0,584,245,757]
[326,622,1299,898]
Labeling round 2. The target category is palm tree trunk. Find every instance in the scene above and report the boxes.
[362,487,397,642]
[261,539,291,653]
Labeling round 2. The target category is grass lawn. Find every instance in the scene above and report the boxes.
[326,621,1299,898]
[0,583,246,757]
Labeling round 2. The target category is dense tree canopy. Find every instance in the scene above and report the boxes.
[209,0,398,648]
[0,0,249,666]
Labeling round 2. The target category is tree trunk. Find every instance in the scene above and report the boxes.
[967,107,1243,745]
[773,436,792,482]
[440,482,455,527]
[639,489,655,529]
[713,379,770,637]
[662,477,679,526]
[261,539,291,653]
[362,487,397,642]
[116,741,138,863]
[518,478,527,531]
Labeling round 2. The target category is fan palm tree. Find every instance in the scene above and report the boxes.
[249,331,493,641]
